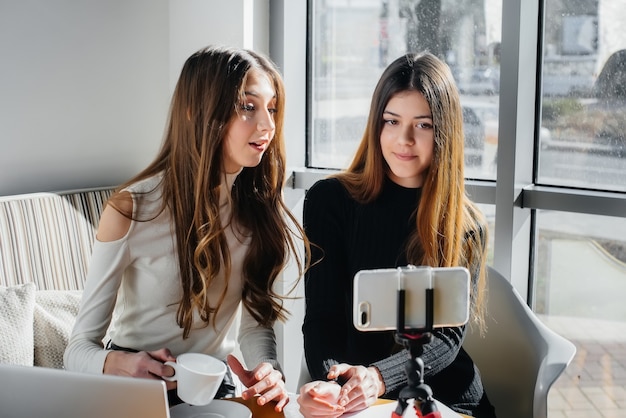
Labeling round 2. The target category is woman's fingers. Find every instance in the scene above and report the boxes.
[330,365,382,413]
[228,357,289,410]
[297,382,345,418]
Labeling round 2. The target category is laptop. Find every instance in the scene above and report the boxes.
[0,364,170,418]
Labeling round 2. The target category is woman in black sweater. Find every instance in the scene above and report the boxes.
[298,52,496,418]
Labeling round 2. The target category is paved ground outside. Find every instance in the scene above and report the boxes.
[544,316,626,417]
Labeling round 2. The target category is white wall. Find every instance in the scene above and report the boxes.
[0,0,167,195]
[269,0,309,392]
[0,0,259,196]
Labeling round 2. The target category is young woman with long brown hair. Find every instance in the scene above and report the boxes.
[298,52,496,417]
[64,45,308,412]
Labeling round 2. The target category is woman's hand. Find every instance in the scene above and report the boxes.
[328,363,384,413]
[103,348,177,390]
[227,354,289,412]
[297,380,345,418]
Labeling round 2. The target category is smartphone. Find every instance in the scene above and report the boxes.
[353,265,470,331]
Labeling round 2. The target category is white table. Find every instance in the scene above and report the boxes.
[282,397,463,418]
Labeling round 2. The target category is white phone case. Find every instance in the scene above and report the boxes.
[353,266,470,331]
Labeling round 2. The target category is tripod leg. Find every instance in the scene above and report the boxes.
[414,398,442,418]
[391,398,408,418]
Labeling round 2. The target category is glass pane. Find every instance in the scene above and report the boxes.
[535,210,626,415]
[538,1,626,192]
[309,0,502,180]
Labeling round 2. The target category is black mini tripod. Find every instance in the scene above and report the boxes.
[391,283,442,418]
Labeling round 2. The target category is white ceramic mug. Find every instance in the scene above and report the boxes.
[163,353,227,405]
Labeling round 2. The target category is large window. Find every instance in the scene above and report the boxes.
[538,1,626,192]
[308,0,501,180]
[303,0,626,415]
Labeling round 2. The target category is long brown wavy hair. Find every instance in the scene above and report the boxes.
[109,45,309,338]
[334,52,488,330]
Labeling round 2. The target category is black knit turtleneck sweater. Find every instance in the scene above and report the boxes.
[302,177,496,418]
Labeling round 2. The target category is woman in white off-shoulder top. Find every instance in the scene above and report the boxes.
[64,45,309,413]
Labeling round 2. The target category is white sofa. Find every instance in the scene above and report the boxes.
[0,187,114,368]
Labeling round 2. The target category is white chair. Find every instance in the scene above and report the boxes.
[297,352,312,391]
[463,266,576,418]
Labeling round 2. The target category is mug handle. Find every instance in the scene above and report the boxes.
[162,361,178,382]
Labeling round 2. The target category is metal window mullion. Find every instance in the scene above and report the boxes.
[492,0,541,298]
[522,186,626,217]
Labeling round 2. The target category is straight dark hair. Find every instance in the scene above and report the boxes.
[334,52,488,330]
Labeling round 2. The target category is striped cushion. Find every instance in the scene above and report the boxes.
[0,187,114,290]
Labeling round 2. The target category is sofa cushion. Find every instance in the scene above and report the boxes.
[34,290,82,368]
[0,283,36,366]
